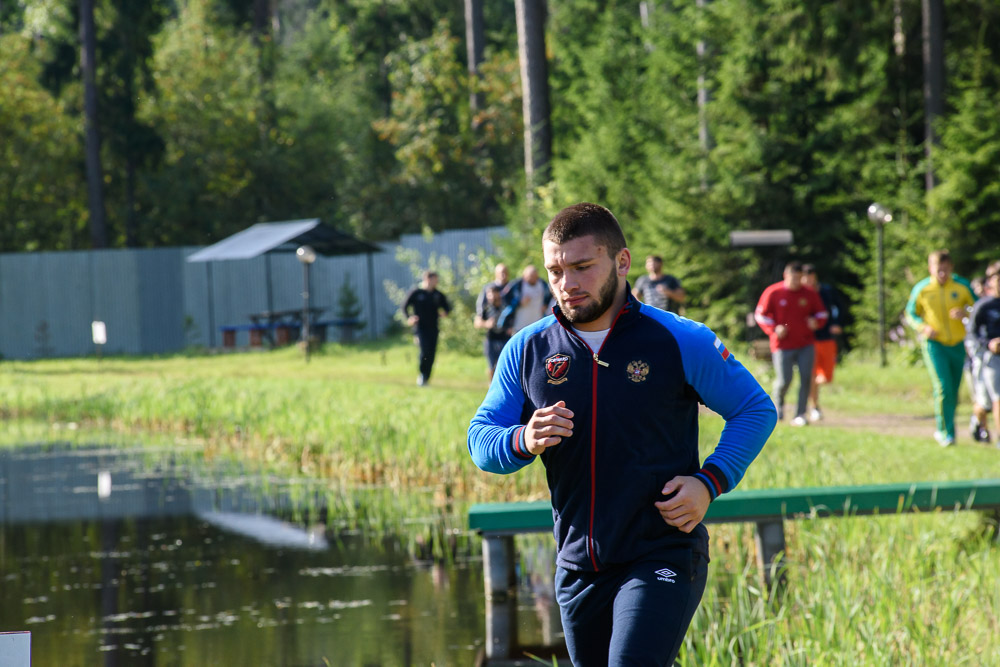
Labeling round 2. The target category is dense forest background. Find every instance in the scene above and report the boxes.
[1,0,999,346]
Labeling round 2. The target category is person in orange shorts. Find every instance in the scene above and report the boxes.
[802,265,845,422]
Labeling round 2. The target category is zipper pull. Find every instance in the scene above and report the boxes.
[593,353,609,368]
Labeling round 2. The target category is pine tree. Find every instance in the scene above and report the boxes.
[335,273,365,344]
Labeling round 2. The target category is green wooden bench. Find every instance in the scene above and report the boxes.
[469,479,1000,664]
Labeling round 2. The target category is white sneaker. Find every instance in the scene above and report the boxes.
[933,431,955,447]
[808,408,823,422]
[790,416,808,427]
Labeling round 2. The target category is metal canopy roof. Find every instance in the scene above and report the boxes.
[186,219,381,262]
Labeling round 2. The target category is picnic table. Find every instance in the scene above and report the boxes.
[218,307,325,348]
[249,307,325,346]
[220,308,364,348]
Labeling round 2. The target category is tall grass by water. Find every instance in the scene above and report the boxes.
[2,339,999,663]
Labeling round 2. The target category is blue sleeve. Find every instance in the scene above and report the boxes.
[467,329,537,474]
[673,318,777,496]
[497,281,522,330]
[497,304,516,331]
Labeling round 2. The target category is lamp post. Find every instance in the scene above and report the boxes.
[296,245,317,363]
[867,203,892,367]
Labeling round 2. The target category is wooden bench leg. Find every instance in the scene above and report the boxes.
[482,534,518,659]
[222,330,236,348]
[754,520,787,593]
[249,329,263,347]
[275,325,299,345]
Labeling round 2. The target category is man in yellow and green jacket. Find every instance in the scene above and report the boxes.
[906,250,976,446]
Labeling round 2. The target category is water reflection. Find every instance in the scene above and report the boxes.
[0,444,568,665]
[0,444,565,665]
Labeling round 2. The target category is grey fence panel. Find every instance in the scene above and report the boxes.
[1,251,101,359]
[0,253,40,359]
[91,249,142,356]
[0,227,508,359]
[208,257,272,347]
[136,248,186,355]
[0,253,45,359]
[181,247,213,347]
[40,251,96,358]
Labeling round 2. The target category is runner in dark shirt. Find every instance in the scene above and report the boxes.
[632,255,686,313]
[402,271,451,386]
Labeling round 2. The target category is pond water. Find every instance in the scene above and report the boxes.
[0,444,564,666]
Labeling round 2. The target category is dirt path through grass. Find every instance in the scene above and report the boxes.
[806,409,999,447]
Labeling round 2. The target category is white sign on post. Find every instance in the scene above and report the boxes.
[92,321,108,345]
[0,631,31,667]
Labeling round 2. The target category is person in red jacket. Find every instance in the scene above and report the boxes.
[755,261,828,426]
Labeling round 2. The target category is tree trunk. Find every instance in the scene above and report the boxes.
[515,0,552,192]
[464,0,484,120]
[80,0,108,248]
[253,0,276,221]
[696,0,713,153]
[125,157,137,247]
[895,0,909,180]
[697,0,714,189]
[921,0,944,191]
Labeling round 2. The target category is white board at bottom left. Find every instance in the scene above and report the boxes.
[0,632,30,667]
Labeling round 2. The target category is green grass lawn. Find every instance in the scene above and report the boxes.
[2,339,998,664]
[0,338,992,496]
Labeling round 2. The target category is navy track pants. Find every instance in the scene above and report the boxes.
[555,548,708,666]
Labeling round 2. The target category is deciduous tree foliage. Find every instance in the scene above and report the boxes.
[1,0,998,351]
[0,36,87,251]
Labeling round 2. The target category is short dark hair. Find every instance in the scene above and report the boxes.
[544,203,627,256]
[785,261,803,273]
[928,249,952,265]
[801,263,817,275]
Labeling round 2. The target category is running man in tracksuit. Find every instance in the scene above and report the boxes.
[755,262,828,426]
[966,266,1000,444]
[905,250,976,446]
[467,203,777,666]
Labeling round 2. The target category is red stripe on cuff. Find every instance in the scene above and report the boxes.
[700,468,722,496]
[512,427,533,459]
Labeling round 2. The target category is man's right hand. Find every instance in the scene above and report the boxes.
[774,324,788,340]
[525,401,574,455]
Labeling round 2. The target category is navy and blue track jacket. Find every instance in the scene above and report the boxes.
[468,293,777,572]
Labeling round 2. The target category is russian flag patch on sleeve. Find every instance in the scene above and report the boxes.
[714,336,731,361]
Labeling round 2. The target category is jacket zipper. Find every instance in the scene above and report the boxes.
[557,305,628,572]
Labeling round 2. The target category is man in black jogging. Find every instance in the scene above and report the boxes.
[402,270,451,386]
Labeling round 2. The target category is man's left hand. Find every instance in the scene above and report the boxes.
[654,476,711,533]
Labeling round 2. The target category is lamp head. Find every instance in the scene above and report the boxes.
[296,245,317,264]
[867,203,892,224]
